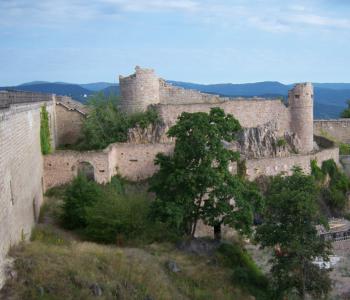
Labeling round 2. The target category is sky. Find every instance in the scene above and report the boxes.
[0,0,349,86]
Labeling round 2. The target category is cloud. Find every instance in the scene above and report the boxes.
[102,0,199,12]
[1,0,350,33]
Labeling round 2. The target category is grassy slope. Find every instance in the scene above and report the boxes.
[0,195,251,300]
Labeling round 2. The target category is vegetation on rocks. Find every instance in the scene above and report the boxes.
[311,159,350,214]
[77,93,160,150]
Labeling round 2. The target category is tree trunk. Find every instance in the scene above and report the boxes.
[214,224,221,240]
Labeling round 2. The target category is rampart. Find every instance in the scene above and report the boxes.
[157,100,290,133]
[44,143,338,189]
[119,67,314,154]
[314,119,350,143]
[0,94,56,287]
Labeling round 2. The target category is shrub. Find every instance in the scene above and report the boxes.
[339,143,350,155]
[320,159,350,212]
[61,174,102,229]
[84,192,151,244]
[310,160,325,182]
[217,243,270,299]
[277,138,286,147]
[77,94,160,150]
[40,105,51,155]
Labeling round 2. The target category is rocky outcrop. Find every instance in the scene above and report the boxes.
[127,122,171,144]
[238,121,301,159]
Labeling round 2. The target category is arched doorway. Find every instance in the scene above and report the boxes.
[78,161,95,181]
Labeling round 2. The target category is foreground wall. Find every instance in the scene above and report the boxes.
[0,98,55,287]
[245,147,339,180]
[314,119,350,143]
[44,143,174,189]
[44,142,338,189]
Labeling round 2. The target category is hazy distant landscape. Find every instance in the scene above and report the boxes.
[2,80,349,119]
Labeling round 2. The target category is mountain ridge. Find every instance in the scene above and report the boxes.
[1,81,350,119]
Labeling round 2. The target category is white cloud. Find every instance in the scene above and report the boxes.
[102,0,199,12]
[1,0,350,33]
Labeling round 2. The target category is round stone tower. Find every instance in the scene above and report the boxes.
[288,82,314,154]
[119,66,160,114]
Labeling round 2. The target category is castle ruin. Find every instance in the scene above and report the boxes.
[0,66,345,287]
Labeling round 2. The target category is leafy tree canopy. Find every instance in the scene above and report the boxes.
[149,107,262,238]
[256,167,332,299]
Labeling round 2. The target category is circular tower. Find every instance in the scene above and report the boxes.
[119,66,160,114]
[288,82,314,154]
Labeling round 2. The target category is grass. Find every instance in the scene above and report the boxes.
[0,183,266,300]
[1,227,253,300]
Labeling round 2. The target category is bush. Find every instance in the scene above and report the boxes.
[339,143,350,155]
[84,192,151,244]
[319,159,350,213]
[61,174,102,229]
[310,160,325,182]
[277,138,286,147]
[217,243,271,299]
[77,94,160,150]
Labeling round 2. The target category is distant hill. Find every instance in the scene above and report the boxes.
[1,83,93,102]
[80,82,115,91]
[2,80,350,119]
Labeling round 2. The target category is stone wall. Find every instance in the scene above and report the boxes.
[159,80,225,105]
[245,147,339,180]
[0,100,55,287]
[314,119,350,143]
[44,143,174,189]
[45,141,338,189]
[157,99,290,134]
[44,150,110,190]
[55,103,84,146]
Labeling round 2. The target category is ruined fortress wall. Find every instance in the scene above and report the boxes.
[0,99,55,287]
[158,100,290,133]
[43,150,110,190]
[55,104,84,146]
[245,147,339,180]
[159,81,225,104]
[44,142,338,189]
[108,143,174,181]
[314,119,350,143]
[44,143,174,189]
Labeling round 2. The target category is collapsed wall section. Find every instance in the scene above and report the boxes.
[0,98,55,287]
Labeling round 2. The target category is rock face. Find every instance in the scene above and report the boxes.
[238,121,301,159]
[127,122,170,144]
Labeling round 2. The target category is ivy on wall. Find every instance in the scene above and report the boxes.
[40,105,51,155]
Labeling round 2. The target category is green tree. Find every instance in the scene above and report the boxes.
[256,167,332,299]
[341,99,350,118]
[149,107,262,239]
